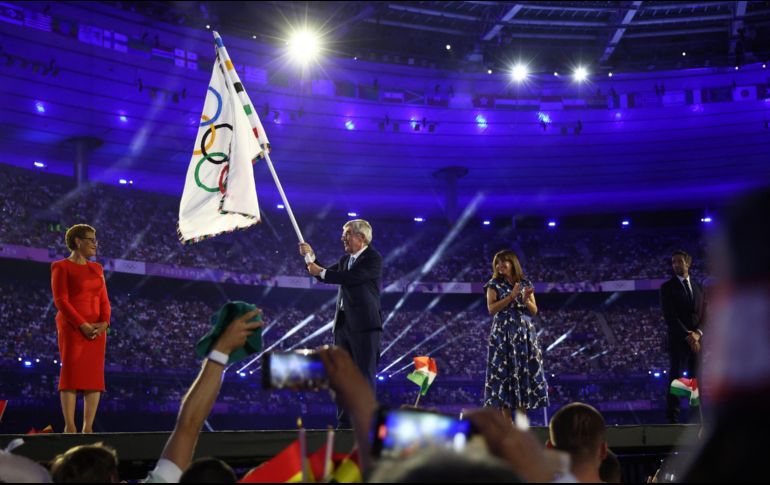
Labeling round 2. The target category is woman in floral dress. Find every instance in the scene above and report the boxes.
[483,249,548,418]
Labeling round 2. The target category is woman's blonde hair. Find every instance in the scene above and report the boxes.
[491,249,524,282]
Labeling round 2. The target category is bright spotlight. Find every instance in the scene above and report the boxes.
[445,44,451,50]
[487,69,493,74]
[345,120,355,130]
[347,212,358,217]
[511,63,528,82]
[573,66,588,82]
[475,114,488,129]
[288,29,321,64]
[414,217,425,222]
[547,220,557,228]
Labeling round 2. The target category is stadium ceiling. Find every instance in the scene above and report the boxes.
[131,1,770,72]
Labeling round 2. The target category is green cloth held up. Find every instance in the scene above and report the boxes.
[195,301,262,365]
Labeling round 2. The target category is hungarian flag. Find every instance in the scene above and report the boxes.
[178,32,268,244]
[670,377,700,406]
[0,400,7,422]
[407,356,438,396]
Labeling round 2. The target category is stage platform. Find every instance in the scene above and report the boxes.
[0,424,698,480]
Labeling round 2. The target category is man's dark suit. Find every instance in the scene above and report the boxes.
[316,246,383,393]
[660,275,705,423]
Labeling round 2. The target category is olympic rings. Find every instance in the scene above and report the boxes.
[199,87,222,127]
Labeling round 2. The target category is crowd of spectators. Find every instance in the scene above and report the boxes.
[1,275,675,428]
[0,165,710,285]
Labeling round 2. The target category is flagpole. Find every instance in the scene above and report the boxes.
[323,426,335,481]
[414,392,421,407]
[263,151,313,263]
[298,417,308,483]
[212,31,312,263]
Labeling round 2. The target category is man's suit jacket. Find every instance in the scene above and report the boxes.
[317,246,383,332]
[660,275,705,348]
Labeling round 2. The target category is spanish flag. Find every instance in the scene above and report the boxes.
[239,440,309,483]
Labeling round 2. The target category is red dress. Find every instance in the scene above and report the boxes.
[51,259,111,391]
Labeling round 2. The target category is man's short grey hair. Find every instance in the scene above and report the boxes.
[344,219,373,245]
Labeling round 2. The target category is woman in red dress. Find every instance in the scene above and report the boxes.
[51,224,110,433]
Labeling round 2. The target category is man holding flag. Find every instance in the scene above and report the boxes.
[300,220,383,427]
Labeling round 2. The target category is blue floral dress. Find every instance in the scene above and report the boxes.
[483,278,549,410]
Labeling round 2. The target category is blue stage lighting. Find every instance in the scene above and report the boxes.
[347,212,358,217]
[119,114,128,123]
[377,375,385,381]
[537,112,551,124]
[35,101,46,113]
[24,360,32,368]
[653,372,661,378]
[475,115,488,129]
[414,217,425,222]
[547,220,557,228]
[621,220,630,227]
[701,216,713,223]
[483,220,491,226]
[33,161,46,168]
[119,179,128,185]
[345,120,355,130]
[277,204,285,209]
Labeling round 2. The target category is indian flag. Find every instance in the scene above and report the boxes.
[670,377,700,406]
[407,356,438,396]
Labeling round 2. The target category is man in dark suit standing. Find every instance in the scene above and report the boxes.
[660,249,706,423]
[299,219,382,425]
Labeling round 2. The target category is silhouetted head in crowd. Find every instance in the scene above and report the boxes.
[368,447,522,483]
[599,449,622,483]
[548,402,607,482]
[50,443,118,483]
[682,189,770,482]
[179,457,237,483]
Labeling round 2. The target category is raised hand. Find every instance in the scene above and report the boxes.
[212,309,263,355]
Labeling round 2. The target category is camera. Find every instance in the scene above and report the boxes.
[370,407,475,459]
[261,349,328,390]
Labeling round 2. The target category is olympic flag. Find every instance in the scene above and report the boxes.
[178,34,269,244]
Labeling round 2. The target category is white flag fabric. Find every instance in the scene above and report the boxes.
[178,54,261,244]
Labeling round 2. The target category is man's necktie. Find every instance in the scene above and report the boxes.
[347,256,356,270]
[683,278,693,303]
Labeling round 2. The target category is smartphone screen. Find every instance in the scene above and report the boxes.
[262,350,328,390]
[371,407,473,459]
